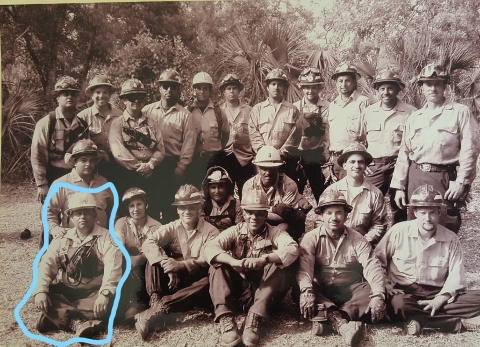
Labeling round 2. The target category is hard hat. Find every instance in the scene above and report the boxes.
[171,184,204,206]
[241,190,270,211]
[417,64,450,85]
[64,139,106,165]
[192,72,213,87]
[204,166,233,185]
[219,73,244,92]
[373,70,405,90]
[298,67,324,86]
[314,190,352,214]
[252,146,285,167]
[265,68,289,86]
[119,78,147,97]
[408,184,446,207]
[331,62,361,80]
[85,74,115,95]
[122,187,148,206]
[337,142,373,166]
[66,192,99,214]
[157,69,183,85]
[53,76,81,95]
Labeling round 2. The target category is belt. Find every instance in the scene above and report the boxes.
[199,150,221,158]
[372,156,397,164]
[414,162,457,172]
[330,150,343,156]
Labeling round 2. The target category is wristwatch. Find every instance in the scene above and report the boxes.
[261,254,270,263]
[101,289,112,297]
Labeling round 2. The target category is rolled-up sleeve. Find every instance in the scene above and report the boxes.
[31,116,50,187]
[438,237,467,298]
[355,235,385,295]
[271,227,298,268]
[109,117,141,170]
[248,104,266,153]
[178,112,197,171]
[183,226,219,275]
[33,239,62,295]
[456,107,479,185]
[297,231,317,289]
[99,234,123,295]
[149,120,165,167]
[141,224,173,265]
[204,226,238,264]
[279,107,301,157]
[364,193,387,244]
[47,187,67,237]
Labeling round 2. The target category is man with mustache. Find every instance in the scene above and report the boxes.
[326,63,370,181]
[249,68,302,182]
[317,143,386,247]
[34,192,122,340]
[375,184,480,335]
[297,190,386,347]
[390,64,479,232]
[31,76,90,204]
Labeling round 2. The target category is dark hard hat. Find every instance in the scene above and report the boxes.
[337,142,373,166]
[86,74,115,95]
[314,190,352,214]
[219,73,244,92]
[408,184,446,207]
[122,187,148,207]
[157,69,183,85]
[417,64,450,85]
[298,67,325,86]
[373,70,405,90]
[265,68,289,86]
[241,190,270,211]
[331,62,361,80]
[172,184,203,206]
[53,76,81,95]
[119,78,147,97]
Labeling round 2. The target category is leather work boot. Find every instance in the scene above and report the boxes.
[70,319,102,339]
[135,306,167,341]
[330,312,362,347]
[149,292,161,308]
[36,314,56,333]
[461,316,480,331]
[242,312,262,347]
[219,313,241,347]
[405,319,422,336]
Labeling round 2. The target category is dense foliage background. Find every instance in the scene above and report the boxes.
[2,0,480,181]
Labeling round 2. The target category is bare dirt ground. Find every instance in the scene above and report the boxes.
[1,163,480,347]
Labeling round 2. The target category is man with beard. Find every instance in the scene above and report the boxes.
[34,192,122,340]
[297,190,386,347]
[249,68,301,182]
[205,191,299,347]
[32,76,90,203]
[375,184,480,335]
[46,139,113,246]
[142,69,197,222]
[327,63,370,180]
[318,143,386,247]
[293,67,330,201]
[134,184,219,341]
[391,64,479,232]
[359,70,417,196]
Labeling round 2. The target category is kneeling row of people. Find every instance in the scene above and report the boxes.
[34,183,480,347]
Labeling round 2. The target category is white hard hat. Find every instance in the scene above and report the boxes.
[252,146,285,167]
[192,72,213,87]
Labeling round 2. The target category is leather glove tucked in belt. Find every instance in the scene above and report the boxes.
[365,296,387,323]
[299,287,316,320]
[272,203,295,220]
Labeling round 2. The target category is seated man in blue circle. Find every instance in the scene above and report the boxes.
[33,192,122,340]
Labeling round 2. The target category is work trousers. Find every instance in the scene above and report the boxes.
[297,161,327,202]
[216,152,255,201]
[389,283,480,332]
[188,151,225,189]
[156,155,185,223]
[39,282,110,332]
[365,159,396,196]
[209,263,289,322]
[313,281,372,322]
[331,153,347,181]
[115,263,149,322]
[96,153,124,194]
[144,262,211,312]
[281,155,301,185]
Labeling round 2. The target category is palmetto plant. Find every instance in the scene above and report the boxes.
[215,21,308,105]
[2,83,47,180]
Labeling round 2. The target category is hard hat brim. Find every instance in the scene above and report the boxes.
[337,150,373,167]
[253,160,285,167]
[52,88,81,96]
[265,78,289,87]
[314,202,353,214]
[407,202,446,207]
[241,204,270,211]
[171,199,204,206]
[373,79,405,90]
[417,77,450,85]
[67,149,106,165]
[331,72,361,80]
[298,81,325,87]
[86,83,115,96]
[65,205,100,214]
[219,81,244,92]
[157,79,183,85]
[119,90,147,97]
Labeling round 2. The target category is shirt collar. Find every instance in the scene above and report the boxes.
[154,101,180,112]
[220,101,246,110]
[261,98,288,108]
[407,220,449,242]
[69,168,102,184]
[191,100,214,110]
[419,99,453,113]
[318,225,349,238]
[211,195,235,213]
[122,110,147,123]
[336,177,372,192]
[239,222,268,238]
[65,224,103,244]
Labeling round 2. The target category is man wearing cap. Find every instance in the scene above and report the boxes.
[298,190,386,347]
[205,191,299,347]
[391,64,479,233]
[241,145,311,242]
[319,143,386,246]
[375,184,480,335]
[293,67,331,201]
[134,184,219,340]
[34,192,122,339]
[142,69,197,222]
[218,73,255,198]
[327,62,370,180]
[77,75,123,183]
[359,70,417,196]
[109,78,165,219]
[32,76,90,203]
[46,139,113,246]
[249,68,302,182]
[202,166,243,232]
[187,72,230,188]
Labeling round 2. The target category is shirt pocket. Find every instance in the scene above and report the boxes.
[167,121,183,142]
[357,207,372,226]
[427,256,448,281]
[437,119,459,146]
[258,114,270,137]
[366,122,382,143]
[208,120,219,140]
[391,125,404,145]
[394,255,416,275]
[234,122,250,145]
[189,242,202,259]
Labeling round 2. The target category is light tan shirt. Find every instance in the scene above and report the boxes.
[375,220,466,298]
[33,224,123,295]
[77,103,123,152]
[190,100,230,153]
[297,225,384,294]
[359,100,417,158]
[114,215,162,253]
[391,100,479,189]
[142,218,219,275]
[327,90,370,152]
[249,98,301,156]
[220,101,254,166]
[142,101,197,171]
